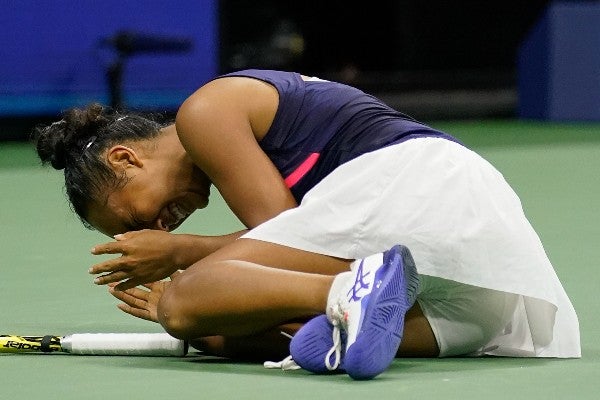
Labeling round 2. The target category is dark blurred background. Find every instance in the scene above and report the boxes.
[221,1,549,79]
[2,0,598,141]
[219,0,550,118]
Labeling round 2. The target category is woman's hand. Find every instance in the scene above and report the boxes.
[89,229,184,291]
[108,278,172,323]
[90,229,247,291]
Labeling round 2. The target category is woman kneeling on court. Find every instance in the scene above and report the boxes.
[34,69,581,380]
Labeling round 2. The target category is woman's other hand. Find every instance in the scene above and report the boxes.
[89,229,184,290]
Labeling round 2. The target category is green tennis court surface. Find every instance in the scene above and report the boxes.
[1,120,599,399]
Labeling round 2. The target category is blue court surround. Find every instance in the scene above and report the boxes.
[518,1,600,121]
[0,1,218,116]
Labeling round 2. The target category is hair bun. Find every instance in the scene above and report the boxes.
[34,103,110,170]
[35,119,69,170]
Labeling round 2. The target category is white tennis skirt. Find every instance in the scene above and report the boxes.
[243,137,580,358]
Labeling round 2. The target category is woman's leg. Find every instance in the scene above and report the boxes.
[159,258,334,338]
[159,237,349,337]
[193,303,439,362]
[397,302,440,357]
[203,237,353,275]
[158,238,440,357]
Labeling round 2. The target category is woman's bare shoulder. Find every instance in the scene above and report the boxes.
[176,76,279,141]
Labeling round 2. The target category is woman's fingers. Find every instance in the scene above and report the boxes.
[170,270,183,280]
[114,278,145,292]
[109,286,150,304]
[90,240,127,255]
[109,284,159,323]
[93,270,130,285]
[89,259,129,275]
[116,303,153,322]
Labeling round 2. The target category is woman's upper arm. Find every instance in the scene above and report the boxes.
[175,77,297,228]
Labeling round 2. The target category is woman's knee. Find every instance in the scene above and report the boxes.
[157,276,196,339]
[157,263,220,339]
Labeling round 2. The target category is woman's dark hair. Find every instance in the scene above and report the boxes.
[33,103,168,228]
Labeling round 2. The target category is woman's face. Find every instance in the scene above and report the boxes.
[87,128,212,236]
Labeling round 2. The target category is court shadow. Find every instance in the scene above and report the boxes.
[96,352,563,384]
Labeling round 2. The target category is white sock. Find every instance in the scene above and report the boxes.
[326,271,352,320]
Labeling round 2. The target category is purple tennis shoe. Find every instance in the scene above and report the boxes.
[290,244,419,380]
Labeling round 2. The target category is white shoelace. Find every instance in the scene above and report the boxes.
[263,331,301,371]
[324,300,349,370]
[324,319,342,370]
[264,311,347,372]
[263,355,301,370]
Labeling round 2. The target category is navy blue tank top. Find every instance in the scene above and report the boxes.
[216,70,460,203]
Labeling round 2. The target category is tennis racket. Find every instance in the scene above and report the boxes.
[0,333,187,356]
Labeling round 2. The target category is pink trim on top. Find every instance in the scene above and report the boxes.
[284,152,320,188]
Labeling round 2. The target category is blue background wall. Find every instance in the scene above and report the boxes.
[0,0,218,116]
[518,1,600,121]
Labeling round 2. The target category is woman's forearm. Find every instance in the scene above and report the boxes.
[173,230,248,269]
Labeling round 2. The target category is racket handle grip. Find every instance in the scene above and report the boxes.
[61,333,187,356]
